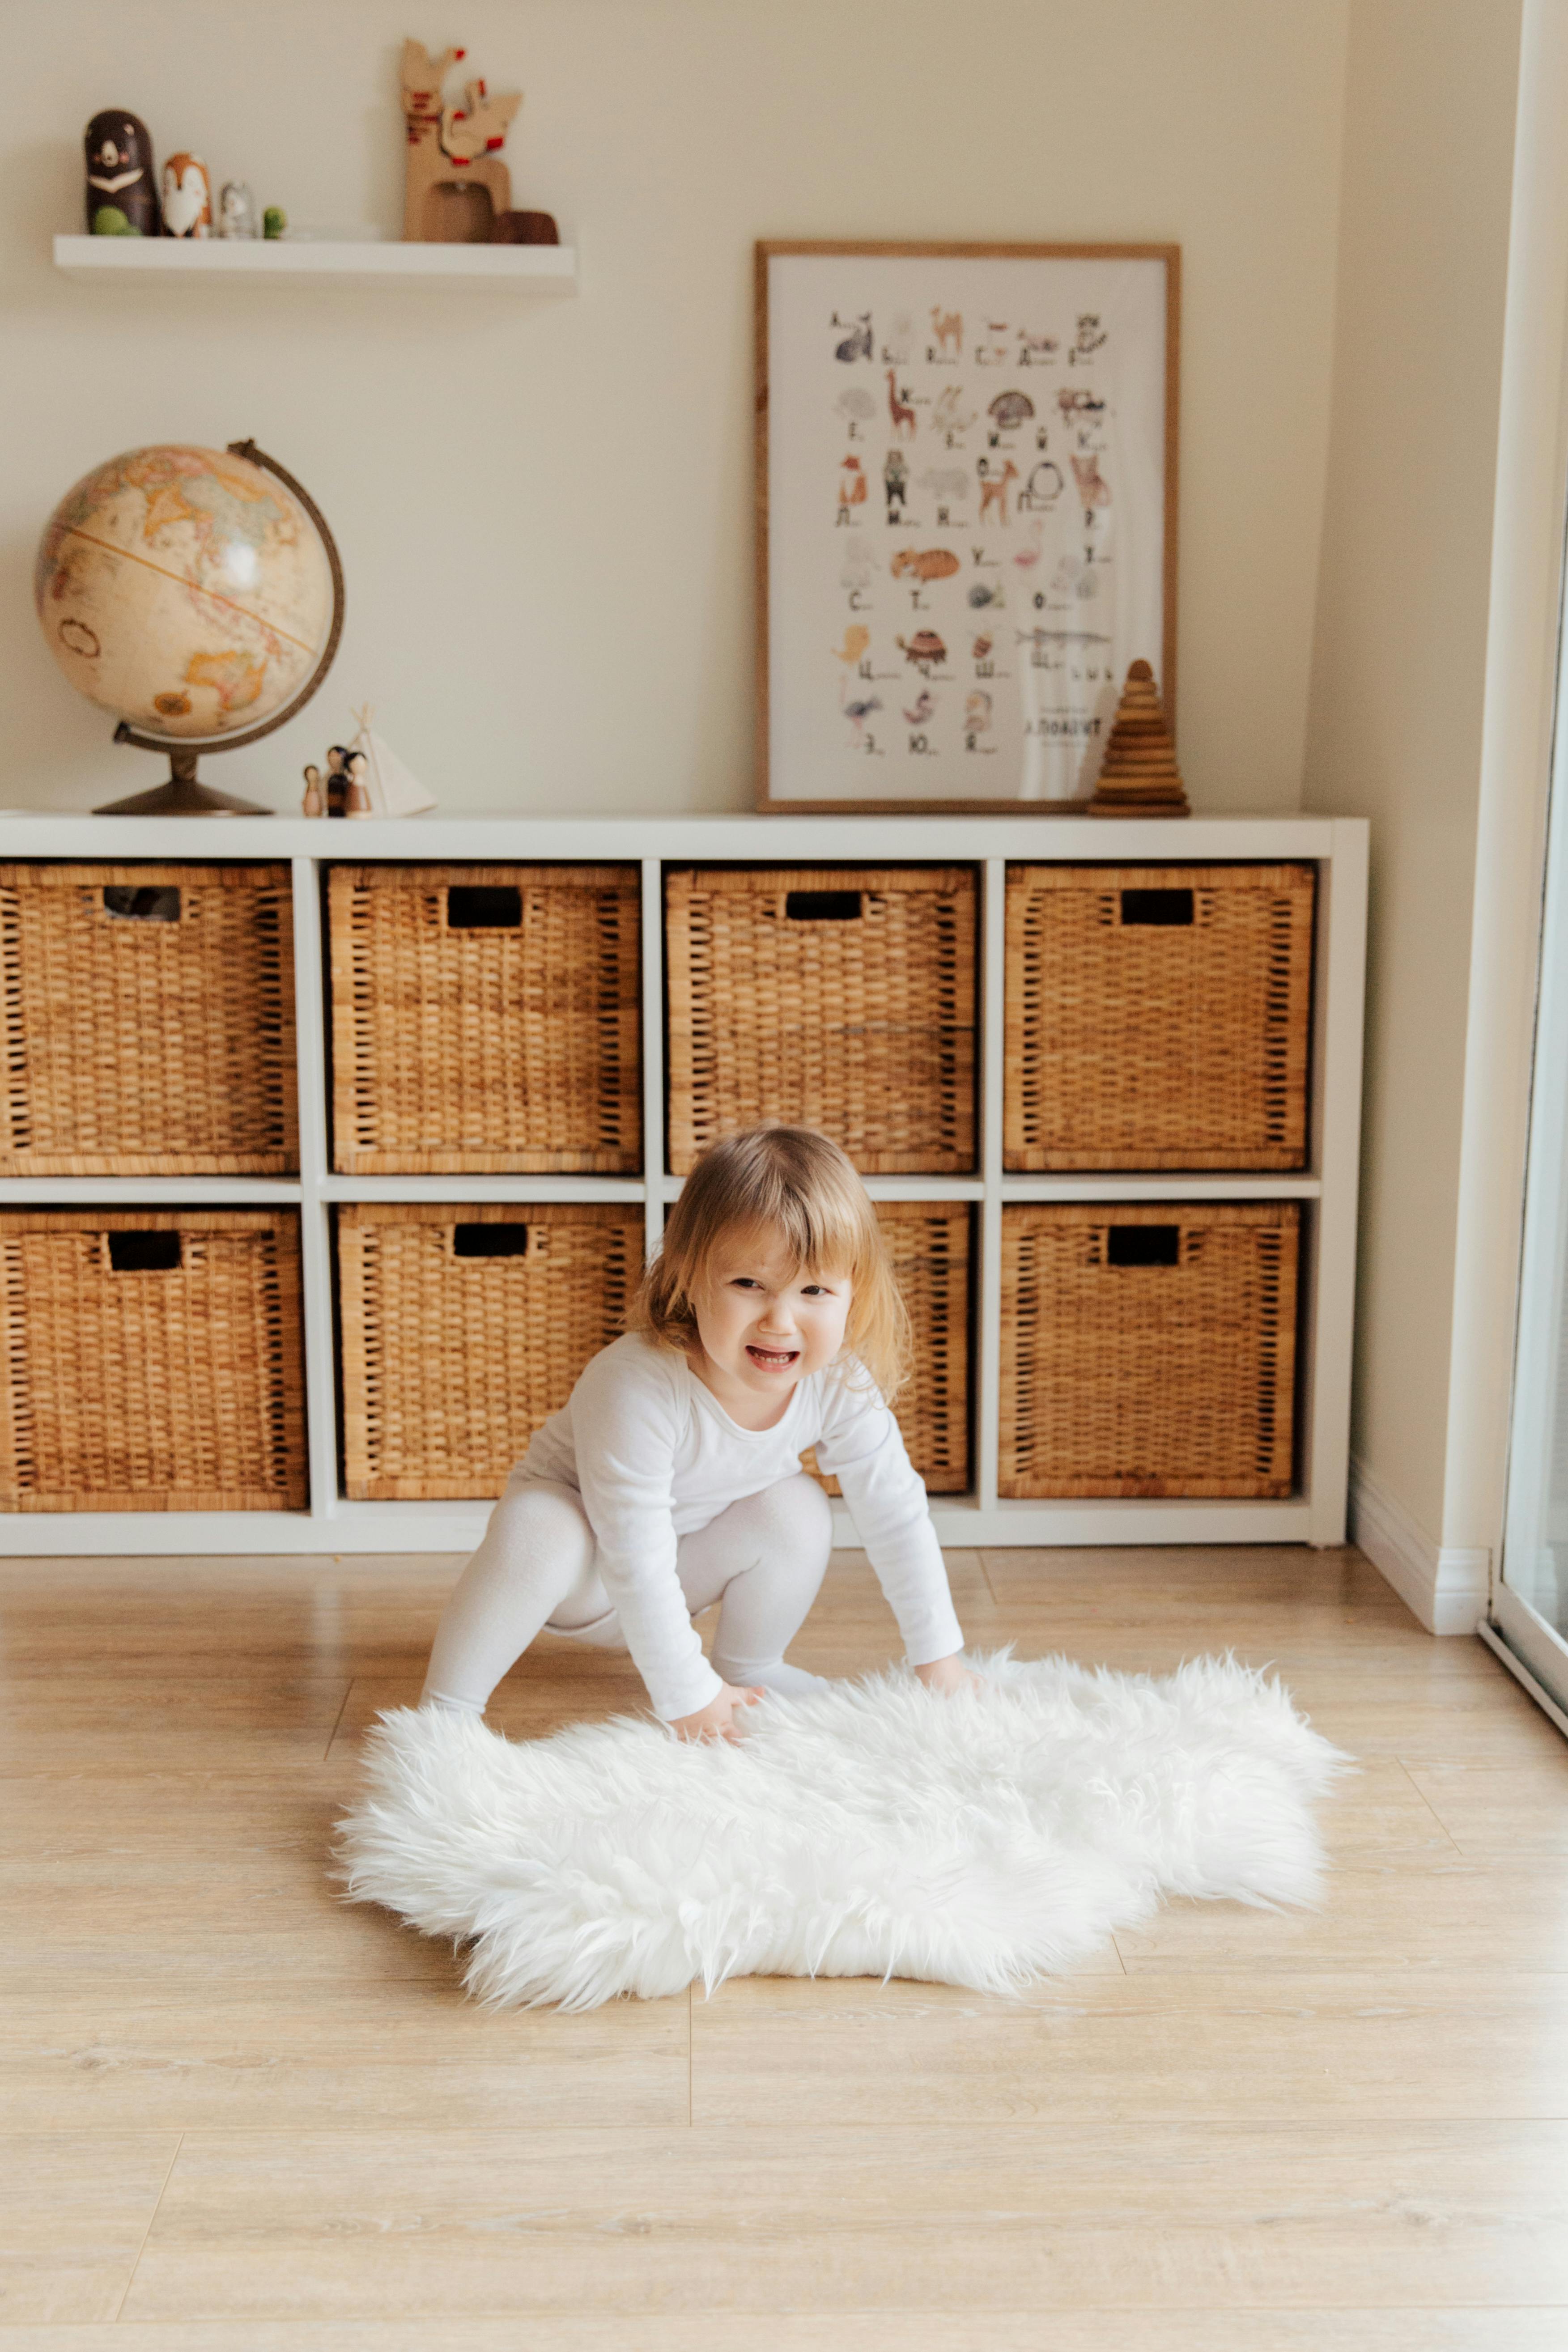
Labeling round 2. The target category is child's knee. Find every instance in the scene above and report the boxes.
[756,1469,835,1562]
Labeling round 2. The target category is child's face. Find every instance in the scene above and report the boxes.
[693,1224,852,1402]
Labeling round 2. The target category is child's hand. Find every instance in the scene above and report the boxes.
[914,1652,983,1698]
[670,1682,765,1743]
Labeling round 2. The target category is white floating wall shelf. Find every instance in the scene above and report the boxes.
[53,234,577,291]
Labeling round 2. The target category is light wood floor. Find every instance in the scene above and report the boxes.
[1,1542,1566,2349]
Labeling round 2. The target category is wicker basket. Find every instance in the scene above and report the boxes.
[328,865,642,1174]
[665,867,977,1174]
[0,863,297,1176]
[0,1210,306,1511]
[1004,864,1315,1170]
[807,1201,972,1497]
[999,1202,1299,1498]
[336,1202,642,1500]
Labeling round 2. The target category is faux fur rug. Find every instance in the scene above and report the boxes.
[336,1653,1347,2010]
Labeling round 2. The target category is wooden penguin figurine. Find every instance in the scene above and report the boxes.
[160,152,212,238]
[84,110,160,236]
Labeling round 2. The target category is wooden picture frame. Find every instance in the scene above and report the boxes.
[755,241,1181,814]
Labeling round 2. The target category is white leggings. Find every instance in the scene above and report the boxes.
[420,1470,834,1715]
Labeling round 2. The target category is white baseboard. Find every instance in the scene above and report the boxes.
[1349,1455,1491,1634]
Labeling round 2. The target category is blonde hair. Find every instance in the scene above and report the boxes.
[630,1125,910,1401]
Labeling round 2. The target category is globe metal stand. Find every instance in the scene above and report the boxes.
[103,737,272,817]
[93,440,346,818]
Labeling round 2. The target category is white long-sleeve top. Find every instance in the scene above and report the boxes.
[519,1332,965,1722]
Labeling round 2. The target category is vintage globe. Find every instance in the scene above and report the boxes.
[34,441,342,812]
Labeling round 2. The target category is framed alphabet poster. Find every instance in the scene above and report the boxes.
[756,241,1180,812]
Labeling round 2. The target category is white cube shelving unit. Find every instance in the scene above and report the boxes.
[0,810,1367,1556]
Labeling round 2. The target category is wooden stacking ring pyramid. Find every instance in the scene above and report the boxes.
[1086,659,1190,818]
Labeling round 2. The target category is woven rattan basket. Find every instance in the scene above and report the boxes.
[337,1202,643,1500]
[1004,864,1315,1170]
[0,864,297,1176]
[665,867,977,1174]
[806,1201,972,1497]
[328,865,642,1174]
[999,1202,1299,1498]
[0,1210,306,1511]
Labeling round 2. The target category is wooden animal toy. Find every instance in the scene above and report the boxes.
[401,39,522,242]
[84,110,160,235]
[160,153,212,238]
[218,181,258,238]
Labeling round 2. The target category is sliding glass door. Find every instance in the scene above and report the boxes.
[1498,588,1568,1719]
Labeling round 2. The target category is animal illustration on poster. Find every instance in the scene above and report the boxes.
[759,243,1178,809]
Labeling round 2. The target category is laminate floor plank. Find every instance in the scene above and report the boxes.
[689,1969,1568,2123]
[0,1980,687,2132]
[0,2133,180,2324]
[1116,1855,1568,1973]
[119,2121,1568,2320]
[1405,1758,1568,1852]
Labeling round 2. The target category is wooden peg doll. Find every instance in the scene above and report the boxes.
[344,751,372,818]
[301,764,325,818]
[324,745,350,817]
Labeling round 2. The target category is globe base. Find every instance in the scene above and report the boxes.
[95,776,273,816]
[97,741,272,817]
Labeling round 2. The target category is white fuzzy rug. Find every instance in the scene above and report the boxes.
[336,1653,1347,2010]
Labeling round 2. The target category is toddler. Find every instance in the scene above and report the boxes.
[420,1125,976,1741]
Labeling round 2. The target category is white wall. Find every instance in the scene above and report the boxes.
[0,0,1349,813]
[1302,0,1524,1552]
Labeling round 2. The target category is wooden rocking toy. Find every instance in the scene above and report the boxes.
[401,38,522,242]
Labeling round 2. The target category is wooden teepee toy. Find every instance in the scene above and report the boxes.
[1085,659,1190,818]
